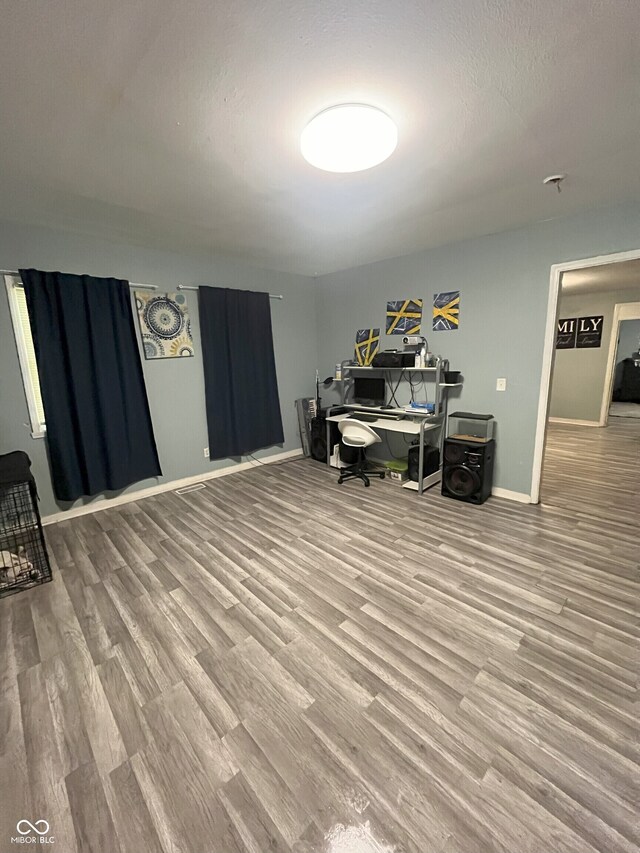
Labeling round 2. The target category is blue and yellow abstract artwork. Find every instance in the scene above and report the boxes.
[354,328,380,366]
[135,291,194,359]
[433,291,460,331]
[385,299,423,335]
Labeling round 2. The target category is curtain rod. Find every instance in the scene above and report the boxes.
[1,270,157,291]
[2,271,283,299]
[177,285,283,300]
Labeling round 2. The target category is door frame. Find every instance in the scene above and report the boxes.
[530,248,640,504]
[599,301,640,425]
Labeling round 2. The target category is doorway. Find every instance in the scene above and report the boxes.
[531,251,640,504]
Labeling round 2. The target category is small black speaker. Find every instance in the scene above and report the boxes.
[442,438,495,504]
[407,445,440,482]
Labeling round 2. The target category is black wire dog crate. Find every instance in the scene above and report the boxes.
[0,452,52,599]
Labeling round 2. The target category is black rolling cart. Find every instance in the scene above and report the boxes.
[0,451,52,599]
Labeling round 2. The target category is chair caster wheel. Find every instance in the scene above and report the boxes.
[364,481,370,487]
[380,472,386,478]
[338,478,344,484]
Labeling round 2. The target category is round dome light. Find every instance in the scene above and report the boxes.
[301,104,398,173]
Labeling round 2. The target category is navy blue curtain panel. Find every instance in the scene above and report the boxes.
[198,287,284,459]
[20,269,162,502]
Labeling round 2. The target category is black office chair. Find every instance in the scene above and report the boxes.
[337,420,385,487]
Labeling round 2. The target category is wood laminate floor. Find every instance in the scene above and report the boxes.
[1,420,638,853]
[610,403,640,419]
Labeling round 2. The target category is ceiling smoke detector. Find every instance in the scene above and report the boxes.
[543,174,567,192]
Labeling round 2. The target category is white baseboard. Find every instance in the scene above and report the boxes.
[548,417,601,427]
[42,449,303,525]
[491,487,532,504]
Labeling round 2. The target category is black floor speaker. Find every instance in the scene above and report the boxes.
[310,414,333,462]
[407,445,440,481]
[442,438,495,504]
[309,415,358,465]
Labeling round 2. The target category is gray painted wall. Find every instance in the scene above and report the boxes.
[549,286,640,422]
[315,202,640,497]
[616,319,640,362]
[0,219,317,517]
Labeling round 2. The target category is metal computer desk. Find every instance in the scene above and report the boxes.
[325,405,441,495]
[325,363,462,495]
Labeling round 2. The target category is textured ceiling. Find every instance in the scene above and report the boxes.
[1,0,639,275]
[562,259,640,295]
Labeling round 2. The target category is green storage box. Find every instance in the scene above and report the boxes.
[385,459,408,482]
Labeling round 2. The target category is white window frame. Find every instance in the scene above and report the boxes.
[4,274,46,439]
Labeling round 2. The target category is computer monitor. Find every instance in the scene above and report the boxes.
[353,376,386,406]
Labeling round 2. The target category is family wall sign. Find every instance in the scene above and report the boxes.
[556,315,604,350]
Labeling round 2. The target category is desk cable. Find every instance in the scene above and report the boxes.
[384,370,404,408]
[408,372,428,404]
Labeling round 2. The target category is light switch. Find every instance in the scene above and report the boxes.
[496,378,507,391]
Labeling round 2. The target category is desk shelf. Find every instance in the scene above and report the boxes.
[326,410,440,436]
[347,365,437,372]
[402,469,442,491]
[439,382,463,387]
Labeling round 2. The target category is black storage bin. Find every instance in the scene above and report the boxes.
[0,451,52,599]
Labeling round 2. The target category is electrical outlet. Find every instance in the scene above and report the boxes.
[204,447,209,458]
[496,378,507,392]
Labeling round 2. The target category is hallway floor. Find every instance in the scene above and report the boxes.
[610,402,640,419]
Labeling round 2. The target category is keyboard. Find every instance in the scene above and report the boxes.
[349,411,403,422]
[348,413,379,422]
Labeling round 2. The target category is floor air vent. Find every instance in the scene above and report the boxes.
[175,483,207,495]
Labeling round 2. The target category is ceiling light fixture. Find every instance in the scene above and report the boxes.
[543,173,567,192]
[301,104,398,173]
